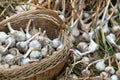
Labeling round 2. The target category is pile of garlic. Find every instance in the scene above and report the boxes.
[0,19,63,69]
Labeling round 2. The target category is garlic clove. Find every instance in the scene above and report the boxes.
[30,50,42,59]
[95,60,105,71]
[115,53,120,60]
[105,66,115,74]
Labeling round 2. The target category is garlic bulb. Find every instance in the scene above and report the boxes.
[106,33,120,49]
[30,26,39,35]
[4,54,15,64]
[115,53,120,60]
[71,19,79,37]
[81,69,90,77]
[81,57,90,65]
[0,32,8,43]
[37,36,51,47]
[105,66,115,74]
[95,60,105,71]
[3,64,9,69]
[100,71,109,79]
[21,58,39,65]
[110,75,118,80]
[3,36,15,52]
[16,32,40,53]
[106,33,116,44]
[81,32,90,42]
[6,16,26,42]
[51,38,62,48]
[23,40,41,58]
[103,22,110,34]
[30,50,42,59]
[41,45,49,57]
[77,42,88,52]
[112,25,120,33]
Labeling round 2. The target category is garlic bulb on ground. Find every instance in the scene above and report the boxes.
[115,53,120,60]
[95,60,105,71]
[110,75,118,80]
[81,69,90,77]
[30,50,42,59]
[81,56,90,65]
[105,66,115,74]
[100,71,109,79]
[77,42,88,52]
[71,19,80,37]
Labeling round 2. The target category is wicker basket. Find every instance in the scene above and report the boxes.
[0,9,72,80]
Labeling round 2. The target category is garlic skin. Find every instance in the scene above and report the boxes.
[81,57,90,65]
[4,54,15,64]
[0,32,8,43]
[30,51,42,59]
[77,42,88,52]
[105,66,115,74]
[115,53,120,60]
[110,75,118,80]
[95,60,105,71]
